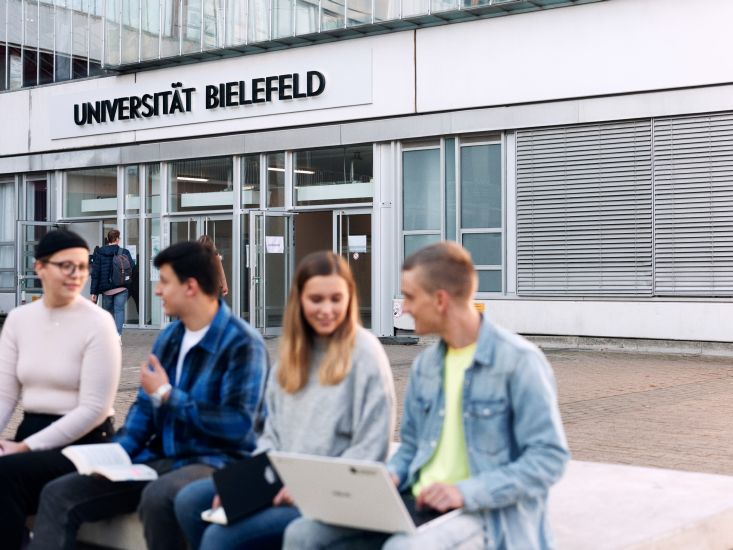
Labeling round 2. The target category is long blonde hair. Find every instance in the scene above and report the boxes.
[278,251,360,394]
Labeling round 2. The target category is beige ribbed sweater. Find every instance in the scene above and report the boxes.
[0,296,121,450]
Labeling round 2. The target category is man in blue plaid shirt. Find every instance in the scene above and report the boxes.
[30,241,269,550]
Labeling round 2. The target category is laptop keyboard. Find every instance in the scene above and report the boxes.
[400,493,447,527]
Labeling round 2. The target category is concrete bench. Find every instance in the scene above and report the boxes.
[549,461,733,549]
[75,460,733,549]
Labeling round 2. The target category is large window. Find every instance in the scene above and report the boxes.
[293,145,373,206]
[0,179,15,290]
[402,145,441,258]
[402,136,504,293]
[169,157,233,212]
[460,141,502,292]
[64,167,117,218]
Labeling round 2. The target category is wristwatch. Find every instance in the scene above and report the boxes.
[150,383,172,408]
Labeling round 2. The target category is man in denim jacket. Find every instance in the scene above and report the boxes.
[285,242,569,549]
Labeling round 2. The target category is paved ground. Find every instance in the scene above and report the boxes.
[5,329,733,477]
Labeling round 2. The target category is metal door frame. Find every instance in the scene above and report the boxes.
[332,208,373,328]
[249,211,294,335]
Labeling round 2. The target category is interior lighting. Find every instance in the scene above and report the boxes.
[177,176,209,182]
[267,167,286,172]
[294,169,315,175]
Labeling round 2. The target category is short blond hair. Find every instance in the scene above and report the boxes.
[403,241,476,299]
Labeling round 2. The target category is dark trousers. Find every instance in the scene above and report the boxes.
[0,413,114,550]
[29,460,214,550]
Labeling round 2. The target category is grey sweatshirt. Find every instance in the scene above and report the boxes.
[257,327,396,462]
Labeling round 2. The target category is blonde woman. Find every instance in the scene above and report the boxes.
[175,250,395,550]
[0,230,120,549]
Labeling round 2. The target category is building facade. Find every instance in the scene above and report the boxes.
[2,0,733,342]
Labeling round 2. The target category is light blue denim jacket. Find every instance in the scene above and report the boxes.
[388,315,570,549]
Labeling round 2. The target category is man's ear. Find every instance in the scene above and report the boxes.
[434,288,450,313]
[184,277,199,297]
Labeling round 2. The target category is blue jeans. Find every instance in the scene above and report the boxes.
[102,289,128,335]
[175,477,300,550]
[283,513,485,550]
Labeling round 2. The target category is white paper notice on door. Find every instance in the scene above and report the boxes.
[265,236,285,254]
[348,235,367,253]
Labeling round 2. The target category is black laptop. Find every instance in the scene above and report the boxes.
[213,452,283,523]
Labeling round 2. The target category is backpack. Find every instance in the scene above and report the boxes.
[110,249,133,288]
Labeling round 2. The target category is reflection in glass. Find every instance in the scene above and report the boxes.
[272,0,293,38]
[55,1,73,81]
[182,0,202,54]
[141,0,161,61]
[462,233,501,266]
[90,8,103,71]
[402,0,429,16]
[404,234,440,259]
[461,144,501,229]
[203,0,223,49]
[24,1,39,86]
[477,270,501,292]
[125,166,140,214]
[225,0,247,46]
[432,0,458,12]
[321,0,344,30]
[26,179,47,221]
[0,181,15,289]
[161,0,182,58]
[266,153,285,208]
[23,48,38,88]
[294,145,373,206]
[403,148,440,231]
[169,157,233,212]
[38,3,54,84]
[242,155,261,208]
[295,0,319,35]
[146,217,162,325]
[105,0,121,66]
[348,0,372,26]
[124,218,140,324]
[249,0,269,42]
[445,138,456,241]
[64,168,117,218]
[240,213,250,321]
[121,0,141,64]
[146,163,161,213]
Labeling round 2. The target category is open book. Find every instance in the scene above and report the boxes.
[62,443,158,482]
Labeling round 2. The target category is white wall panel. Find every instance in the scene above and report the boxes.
[393,298,733,343]
[0,92,31,157]
[416,0,733,113]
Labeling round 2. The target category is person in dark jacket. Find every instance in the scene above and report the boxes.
[90,229,135,336]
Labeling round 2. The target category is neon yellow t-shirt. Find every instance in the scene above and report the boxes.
[412,342,476,497]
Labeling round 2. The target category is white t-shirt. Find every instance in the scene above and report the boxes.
[174,324,210,385]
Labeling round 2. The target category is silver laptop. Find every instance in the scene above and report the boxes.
[268,451,461,535]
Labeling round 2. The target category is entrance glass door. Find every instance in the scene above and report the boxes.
[169,216,233,308]
[249,212,293,335]
[15,220,103,306]
[334,210,372,328]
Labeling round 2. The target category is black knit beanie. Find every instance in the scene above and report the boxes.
[35,229,89,260]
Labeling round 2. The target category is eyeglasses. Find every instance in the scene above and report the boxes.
[44,260,89,276]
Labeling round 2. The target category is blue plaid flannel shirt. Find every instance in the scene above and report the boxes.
[114,300,269,469]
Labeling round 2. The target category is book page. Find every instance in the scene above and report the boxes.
[62,443,132,474]
[92,464,159,482]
